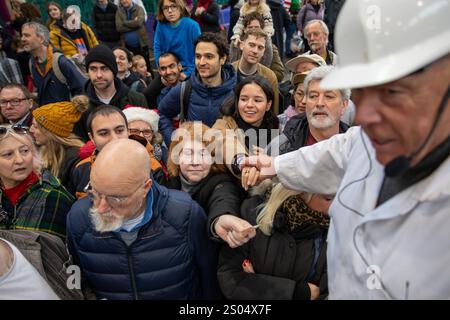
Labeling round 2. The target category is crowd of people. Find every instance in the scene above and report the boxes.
[0,0,449,300]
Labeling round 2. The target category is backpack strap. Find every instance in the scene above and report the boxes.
[179,80,192,123]
[51,52,67,85]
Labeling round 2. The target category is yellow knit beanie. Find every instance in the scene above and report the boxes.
[32,95,89,138]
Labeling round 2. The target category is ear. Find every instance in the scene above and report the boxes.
[88,132,96,146]
[144,178,153,193]
[340,99,349,117]
[220,55,227,66]
[177,63,182,72]
[266,100,272,111]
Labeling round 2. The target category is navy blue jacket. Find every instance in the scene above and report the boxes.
[158,63,236,145]
[29,50,86,105]
[66,182,220,300]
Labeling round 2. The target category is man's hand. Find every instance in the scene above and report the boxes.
[214,214,257,248]
[241,154,276,190]
[308,283,320,300]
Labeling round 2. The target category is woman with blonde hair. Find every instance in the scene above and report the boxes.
[29,95,88,192]
[0,125,74,239]
[217,182,331,299]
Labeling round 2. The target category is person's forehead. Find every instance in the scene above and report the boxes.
[129,120,151,129]
[89,61,108,68]
[195,42,219,55]
[296,62,317,73]
[21,25,35,35]
[0,136,28,151]
[241,83,265,95]
[0,87,25,98]
[113,49,127,58]
[159,55,178,66]
[245,35,265,44]
[92,113,126,131]
[307,23,322,32]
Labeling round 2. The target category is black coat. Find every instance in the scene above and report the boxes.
[267,0,291,59]
[191,1,222,33]
[217,195,328,300]
[75,78,148,141]
[59,146,81,194]
[92,2,120,42]
[163,172,244,239]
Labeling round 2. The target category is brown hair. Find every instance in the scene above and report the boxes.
[240,27,268,42]
[156,0,190,23]
[242,11,265,30]
[167,121,226,177]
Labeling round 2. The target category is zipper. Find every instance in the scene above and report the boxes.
[127,246,139,300]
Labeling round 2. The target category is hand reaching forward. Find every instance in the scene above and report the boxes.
[241,154,276,190]
[214,214,257,248]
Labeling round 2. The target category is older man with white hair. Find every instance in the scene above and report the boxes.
[303,19,337,66]
[269,65,350,156]
[67,139,220,299]
[242,0,450,299]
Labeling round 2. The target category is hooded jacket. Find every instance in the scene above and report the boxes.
[158,63,236,145]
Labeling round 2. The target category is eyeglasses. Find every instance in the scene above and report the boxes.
[129,128,153,138]
[85,181,143,208]
[162,4,178,12]
[0,125,29,139]
[0,98,29,108]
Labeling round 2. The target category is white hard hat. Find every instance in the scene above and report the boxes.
[321,0,450,89]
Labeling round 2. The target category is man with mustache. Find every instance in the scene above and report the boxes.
[66,139,219,299]
[303,19,337,66]
[143,52,183,109]
[269,65,349,156]
[232,28,279,114]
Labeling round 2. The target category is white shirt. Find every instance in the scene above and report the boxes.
[0,239,59,300]
[274,126,450,299]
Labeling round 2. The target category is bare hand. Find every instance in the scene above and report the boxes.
[179,72,187,81]
[308,283,320,300]
[214,214,257,248]
[242,259,255,273]
[241,154,276,189]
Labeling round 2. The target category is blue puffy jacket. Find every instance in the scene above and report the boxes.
[158,63,236,145]
[66,182,220,300]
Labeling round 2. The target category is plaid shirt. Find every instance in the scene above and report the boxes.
[0,56,24,86]
[0,170,75,240]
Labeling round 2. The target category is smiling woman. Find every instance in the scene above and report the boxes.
[0,125,74,240]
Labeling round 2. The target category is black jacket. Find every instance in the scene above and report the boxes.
[191,1,222,33]
[278,113,349,155]
[59,146,81,194]
[75,78,148,141]
[217,194,328,300]
[92,2,120,42]
[163,172,244,239]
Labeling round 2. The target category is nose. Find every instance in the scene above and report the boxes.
[13,150,24,164]
[96,196,112,214]
[316,94,326,107]
[198,56,207,65]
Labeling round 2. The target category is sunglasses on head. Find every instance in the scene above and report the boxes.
[0,125,30,138]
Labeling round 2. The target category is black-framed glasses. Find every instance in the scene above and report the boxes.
[129,128,153,138]
[162,4,178,12]
[0,125,29,139]
[0,98,29,107]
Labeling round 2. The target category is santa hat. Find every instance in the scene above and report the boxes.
[123,106,160,133]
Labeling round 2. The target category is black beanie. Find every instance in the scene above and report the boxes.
[85,44,118,76]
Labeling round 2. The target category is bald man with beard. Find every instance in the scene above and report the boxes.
[66,139,220,300]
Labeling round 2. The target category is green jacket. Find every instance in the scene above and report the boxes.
[0,170,75,240]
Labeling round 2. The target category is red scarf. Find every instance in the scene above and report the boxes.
[3,172,39,206]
